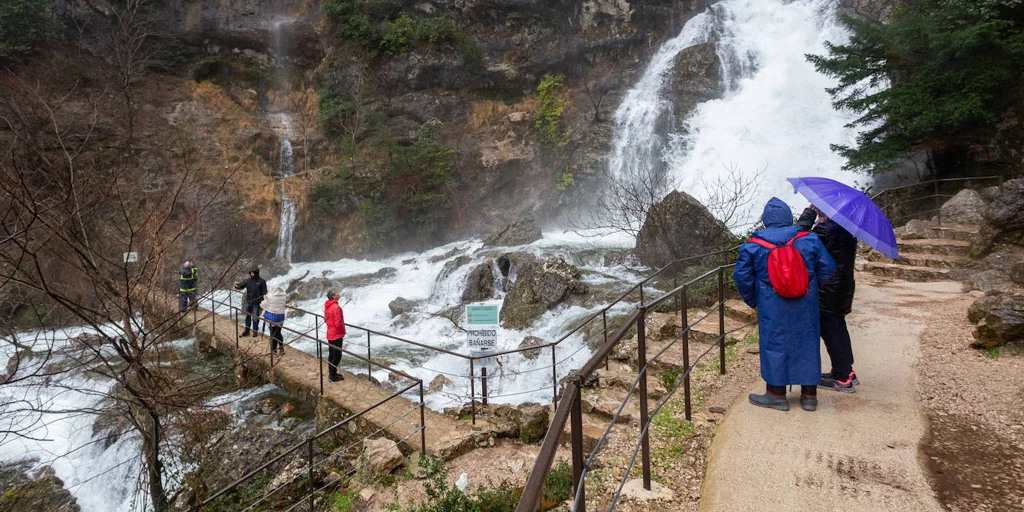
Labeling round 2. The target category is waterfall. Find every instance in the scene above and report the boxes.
[270,17,297,262]
[275,137,297,262]
[609,0,866,228]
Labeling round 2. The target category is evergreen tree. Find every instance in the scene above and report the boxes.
[807,0,1024,176]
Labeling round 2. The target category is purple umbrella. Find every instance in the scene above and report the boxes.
[787,177,899,259]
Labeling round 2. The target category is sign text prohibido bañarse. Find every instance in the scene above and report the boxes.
[466,305,498,369]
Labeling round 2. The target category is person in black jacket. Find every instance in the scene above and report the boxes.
[178,260,197,312]
[234,267,268,337]
[797,205,859,393]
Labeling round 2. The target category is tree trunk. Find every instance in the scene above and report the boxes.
[142,411,169,511]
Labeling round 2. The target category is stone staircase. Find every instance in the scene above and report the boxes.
[858,223,978,281]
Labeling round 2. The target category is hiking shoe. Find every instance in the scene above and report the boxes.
[819,376,856,393]
[821,371,861,386]
[329,374,345,382]
[800,395,818,411]
[241,331,251,337]
[748,393,789,411]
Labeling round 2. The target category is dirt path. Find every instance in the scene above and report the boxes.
[699,273,964,511]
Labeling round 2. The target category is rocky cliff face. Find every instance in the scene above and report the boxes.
[35,0,708,264]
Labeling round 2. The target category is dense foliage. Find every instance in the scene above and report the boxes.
[807,0,1024,175]
[320,0,463,57]
[535,74,571,147]
[0,0,50,61]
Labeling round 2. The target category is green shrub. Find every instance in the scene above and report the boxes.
[322,0,474,59]
[329,489,358,512]
[390,120,456,225]
[535,74,571,147]
[542,461,573,505]
[556,171,574,191]
[0,0,51,61]
[379,13,418,56]
[318,90,357,137]
[400,455,519,512]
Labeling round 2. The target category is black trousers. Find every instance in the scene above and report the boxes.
[821,310,854,380]
[178,291,195,312]
[328,337,344,376]
[243,303,262,334]
[269,325,283,352]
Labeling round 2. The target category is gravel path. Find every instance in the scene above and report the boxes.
[700,273,961,512]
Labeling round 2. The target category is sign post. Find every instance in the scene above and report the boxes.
[466,305,498,405]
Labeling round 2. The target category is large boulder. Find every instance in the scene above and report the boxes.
[671,42,723,125]
[461,262,494,303]
[517,403,550,444]
[518,336,546,360]
[0,461,79,512]
[939,189,987,225]
[360,438,405,477]
[388,297,417,317]
[968,293,1024,348]
[500,256,589,329]
[635,190,731,271]
[983,179,1024,230]
[287,277,334,302]
[483,217,543,247]
[428,374,454,394]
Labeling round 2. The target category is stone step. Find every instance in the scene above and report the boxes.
[724,299,756,324]
[858,261,953,281]
[932,225,979,242]
[865,251,971,269]
[896,238,970,256]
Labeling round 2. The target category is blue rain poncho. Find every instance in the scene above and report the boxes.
[733,198,836,386]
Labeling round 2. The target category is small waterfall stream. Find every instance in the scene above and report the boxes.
[270,17,297,263]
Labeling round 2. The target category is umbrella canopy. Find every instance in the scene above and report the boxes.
[787,177,899,259]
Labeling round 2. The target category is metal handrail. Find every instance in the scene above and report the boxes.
[869,174,1003,200]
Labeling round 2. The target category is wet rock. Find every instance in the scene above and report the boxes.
[262,257,291,279]
[968,293,1024,348]
[1011,263,1024,285]
[483,217,543,247]
[671,42,723,125]
[428,374,454,394]
[428,246,467,264]
[388,297,417,317]
[940,189,987,225]
[337,267,398,288]
[894,219,937,240]
[360,438,405,477]
[518,336,546,360]
[709,406,727,414]
[288,277,334,302]
[517,403,550,444]
[603,249,637,267]
[462,262,494,303]
[635,190,731,272]
[0,461,79,512]
[255,397,279,415]
[500,256,589,329]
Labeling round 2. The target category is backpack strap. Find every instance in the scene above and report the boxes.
[786,231,810,246]
[747,237,778,250]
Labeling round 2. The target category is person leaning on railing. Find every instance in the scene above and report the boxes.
[324,290,346,382]
[261,286,287,357]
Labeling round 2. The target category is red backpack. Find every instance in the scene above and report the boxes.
[748,232,811,299]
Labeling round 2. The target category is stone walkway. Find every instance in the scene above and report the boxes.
[187,305,489,458]
[699,273,965,511]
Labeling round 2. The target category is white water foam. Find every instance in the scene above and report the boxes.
[610,0,867,225]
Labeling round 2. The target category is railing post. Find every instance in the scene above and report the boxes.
[639,283,644,305]
[637,306,652,491]
[551,345,559,408]
[681,286,692,422]
[718,268,726,375]
[419,380,427,454]
[307,439,315,512]
[481,367,488,406]
[674,277,679,313]
[316,317,323,395]
[212,295,216,334]
[602,310,609,371]
[469,359,476,426]
[569,375,586,512]
[367,332,372,377]
[233,295,239,350]
[934,179,942,226]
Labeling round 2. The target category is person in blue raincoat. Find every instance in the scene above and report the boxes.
[733,198,836,412]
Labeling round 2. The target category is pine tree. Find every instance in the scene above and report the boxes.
[807,0,1024,176]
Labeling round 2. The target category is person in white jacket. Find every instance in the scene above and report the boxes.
[261,286,287,356]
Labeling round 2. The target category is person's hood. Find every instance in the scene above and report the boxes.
[267,286,285,298]
[761,198,794,228]
[250,267,260,278]
[324,298,337,308]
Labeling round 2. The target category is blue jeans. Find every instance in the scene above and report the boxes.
[243,303,262,334]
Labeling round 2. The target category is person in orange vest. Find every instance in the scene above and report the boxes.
[324,290,346,382]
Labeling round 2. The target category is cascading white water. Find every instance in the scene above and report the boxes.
[275,135,297,262]
[610,0,866,226]
[270,18,298,263]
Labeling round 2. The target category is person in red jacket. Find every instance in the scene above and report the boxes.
[324,290,346,382]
